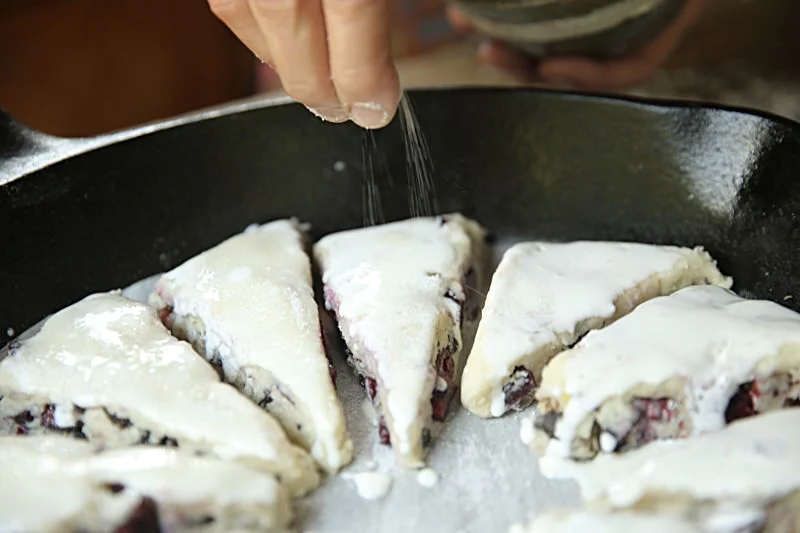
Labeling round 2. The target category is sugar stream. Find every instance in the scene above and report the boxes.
[360,93,437,225]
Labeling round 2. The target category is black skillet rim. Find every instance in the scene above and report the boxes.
[2,85,800,188]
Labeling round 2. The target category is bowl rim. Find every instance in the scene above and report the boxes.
[452,0,679,43]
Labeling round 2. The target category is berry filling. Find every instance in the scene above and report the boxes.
[356,374,390,445]
[40,403,57,428]
[502,366,536,412]
[103,482,126,494]
[618,397,682,451]
[7,339,21,357]
[156,305,173,327]
[537,373,800,457]
[12,410,33,434]
[431,336,460,422]
[378,418,392,445]
[354,336,460,444]
[9,404,87,439]
[361,376,392,445]
[725,375,800,423]
[258,392,273,408]
[114,497,161,533]
[106,484,219,532]
[3,400,180,449]
[725,381,761,423]
[364,377,378,402]
[325,253,481,452]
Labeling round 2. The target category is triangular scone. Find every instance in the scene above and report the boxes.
[149,219,353,473]
[0,435,292,533]
[525,285,800,462]
[313,214,487,468]
[461,241,732,418]
[0,292,319,496]
[556,409,800,530]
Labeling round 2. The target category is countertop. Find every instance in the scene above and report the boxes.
[384,0,800,122]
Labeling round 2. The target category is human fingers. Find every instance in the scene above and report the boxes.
[208,0,273,64]
[248,0,347,122]
[321,0,400,129]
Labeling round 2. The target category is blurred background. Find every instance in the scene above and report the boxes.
[3,0,800,137]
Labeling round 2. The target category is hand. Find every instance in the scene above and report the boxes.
[447,0,706,91]
[209,0,401,129]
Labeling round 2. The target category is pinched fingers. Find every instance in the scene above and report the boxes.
[209,0,273,64]
[208,0,347,123]
[208,0,399,128]
[248,0,347,122]
[321,0,400,129]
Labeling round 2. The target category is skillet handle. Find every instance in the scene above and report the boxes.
[0,93,296,184]
[0,107,95,184]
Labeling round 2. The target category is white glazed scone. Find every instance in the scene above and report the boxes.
[0,292,319,496]
[313,214,487,468]
[461,241,731,418]
[512,510,705,533]
[525,285,800,461]
[559,409,800,533]
[0,435,292,533]
[149,219,353,473]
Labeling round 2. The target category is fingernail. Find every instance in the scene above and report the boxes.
[305,105,349,124]
[350,102,391,129]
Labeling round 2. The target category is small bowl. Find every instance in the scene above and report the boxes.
[450,0,685,58]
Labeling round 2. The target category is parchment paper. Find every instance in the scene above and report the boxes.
[121,240,580,533]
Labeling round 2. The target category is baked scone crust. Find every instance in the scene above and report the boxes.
[314,214,487,468]
[527,286,800,461]
[0,292,319,496]
[150,219,353,473]
[462,241,731,418]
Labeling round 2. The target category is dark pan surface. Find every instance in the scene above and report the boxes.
[2,88,800,338]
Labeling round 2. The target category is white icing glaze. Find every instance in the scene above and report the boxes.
[314,214,485,467]
[346,472,393,500]
[151,219,353,473]
[519,414,535,446]
[557,409,800,530]
[462,241,731,418]
[0,437,100,533]
[538,285,800,460]
[598,432,617,453]
[0,292,319,495]
[517,510,704,533]
[417,468,439,488]
[0,435,291,532]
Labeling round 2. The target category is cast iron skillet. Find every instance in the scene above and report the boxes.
[2,87,800,341]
